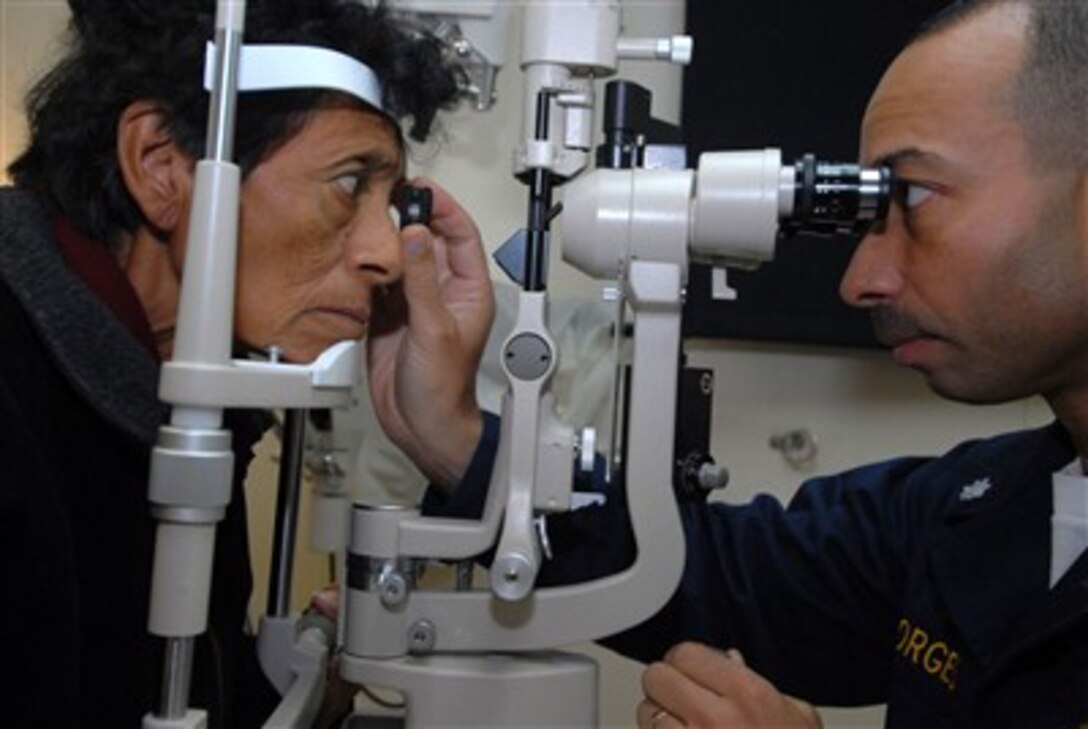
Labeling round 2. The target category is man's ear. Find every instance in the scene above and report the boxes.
[117,101,193,235]
[1078,169,1088,246]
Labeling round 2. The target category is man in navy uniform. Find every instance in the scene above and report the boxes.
[402,1,1087,725]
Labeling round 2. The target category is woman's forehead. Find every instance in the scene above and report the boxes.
[273,105,404,170]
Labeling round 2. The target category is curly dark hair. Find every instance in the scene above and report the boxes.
[8,0,462,246]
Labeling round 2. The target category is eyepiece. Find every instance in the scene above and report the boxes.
[783,154,892,238]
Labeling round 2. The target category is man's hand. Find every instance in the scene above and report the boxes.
[637,643,822,728]
[367,178,495,490]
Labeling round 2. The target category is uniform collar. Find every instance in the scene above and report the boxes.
[930,422,1087,677]
[942,421,1074,520]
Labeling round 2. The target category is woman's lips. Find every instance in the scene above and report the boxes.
[313,307,369,337]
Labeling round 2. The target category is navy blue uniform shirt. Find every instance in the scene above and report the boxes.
[428,414,1088,727]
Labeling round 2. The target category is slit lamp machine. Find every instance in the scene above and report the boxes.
[141,1,892,727]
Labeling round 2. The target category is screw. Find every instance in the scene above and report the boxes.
[408,620,436,653]
[378,571,408,609]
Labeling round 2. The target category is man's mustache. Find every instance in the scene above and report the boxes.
[871,307,927,347]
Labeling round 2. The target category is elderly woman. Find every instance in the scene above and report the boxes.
[0,2,492,726]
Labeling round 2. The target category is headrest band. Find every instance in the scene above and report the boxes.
[204,42,384,110]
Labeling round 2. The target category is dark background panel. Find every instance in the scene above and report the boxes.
[680,1,950,347]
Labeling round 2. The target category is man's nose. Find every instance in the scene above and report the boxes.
[839,224,905,308]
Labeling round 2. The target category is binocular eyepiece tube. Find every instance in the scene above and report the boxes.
[562,148,896,278]
[781,154,893,238]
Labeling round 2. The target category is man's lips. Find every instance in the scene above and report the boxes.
[871,307,928,347]
[870,307,939,365]
[887,337,936,367]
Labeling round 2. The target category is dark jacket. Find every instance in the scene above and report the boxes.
[436,411,1088,727]
[0,187,276,727]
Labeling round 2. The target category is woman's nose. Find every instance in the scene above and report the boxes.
[344,195,403,287]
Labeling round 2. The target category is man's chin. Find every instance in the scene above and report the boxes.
[923,372,1018,406]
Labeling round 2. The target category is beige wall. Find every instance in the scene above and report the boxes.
[2,3,1048,727]
[1,0,68,180]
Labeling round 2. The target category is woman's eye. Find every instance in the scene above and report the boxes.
[334,172,366,198]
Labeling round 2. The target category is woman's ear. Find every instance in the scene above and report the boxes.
[117,101,193,235]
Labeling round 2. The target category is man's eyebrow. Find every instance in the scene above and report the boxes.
[872,147,948,170]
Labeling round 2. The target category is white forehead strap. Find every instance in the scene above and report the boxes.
[204,42,385,110]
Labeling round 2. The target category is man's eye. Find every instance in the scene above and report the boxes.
[902,182,934,209]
